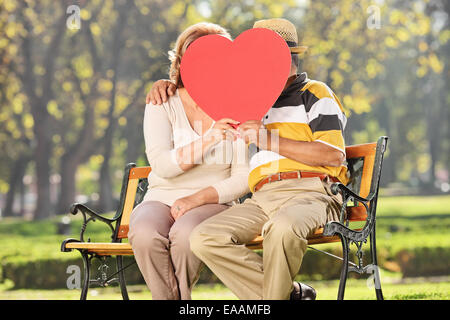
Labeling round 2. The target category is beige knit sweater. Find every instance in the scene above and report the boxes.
[142,90,250,206]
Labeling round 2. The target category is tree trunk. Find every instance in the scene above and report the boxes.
[384,96,398,185]
[98,1,131,212]
[19,172,26,217]
[56,158,78,215]
[56,91,95,215]
[17,6,66,220]
[99,133,115,212]
[34,126,53,220]
[3,155,30,217]
[125,110,144,164]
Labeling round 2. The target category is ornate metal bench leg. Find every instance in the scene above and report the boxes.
[370,229,384,300]
[80,251,91,300]
[337,235,349,300]
[117,256,129,300]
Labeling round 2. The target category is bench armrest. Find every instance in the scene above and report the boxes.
[324,183,376,242]
[330,183,374,203]
[70,203,117,224]
[238,192,252,204]
[69,203,117,242]
[61,238,80,252]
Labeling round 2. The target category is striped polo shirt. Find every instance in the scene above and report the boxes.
[248,72,349,192]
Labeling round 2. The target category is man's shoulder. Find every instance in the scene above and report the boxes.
[299,79,347,116]
[300,79,335,100]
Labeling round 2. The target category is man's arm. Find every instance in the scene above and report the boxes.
[146,79,177,104]
[273,134,345,167]
[238,120,345,168]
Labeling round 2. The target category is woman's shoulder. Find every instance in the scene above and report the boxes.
[145,90,181,122]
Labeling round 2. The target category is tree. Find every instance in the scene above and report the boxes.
[4,0,68,219]
[1,0,448,220]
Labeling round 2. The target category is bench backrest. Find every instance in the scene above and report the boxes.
[113,136,388,240]
[345,136,388,221]
[114,166,152,239]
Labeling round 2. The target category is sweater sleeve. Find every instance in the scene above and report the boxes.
[210,138,250,204]
[143,103,184,178]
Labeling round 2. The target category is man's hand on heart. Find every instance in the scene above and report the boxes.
[238,120,270,147]
[146,79,177,105]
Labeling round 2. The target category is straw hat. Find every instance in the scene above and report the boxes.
[253,18,308,54]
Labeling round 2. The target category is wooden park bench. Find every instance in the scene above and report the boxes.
[61,136,388,300]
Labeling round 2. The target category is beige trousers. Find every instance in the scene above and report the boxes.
[128,201,229,300]
[190,177,342,300]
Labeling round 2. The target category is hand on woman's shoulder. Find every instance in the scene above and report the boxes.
[145,79,177,105]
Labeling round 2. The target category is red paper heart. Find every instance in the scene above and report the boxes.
[180,28,291,124]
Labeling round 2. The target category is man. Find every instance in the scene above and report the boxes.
[147,18,348,300]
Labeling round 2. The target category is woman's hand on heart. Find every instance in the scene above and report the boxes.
[204,118,240,143]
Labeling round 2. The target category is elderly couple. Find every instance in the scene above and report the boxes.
[128,18,349,300]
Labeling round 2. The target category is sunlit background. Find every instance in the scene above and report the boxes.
[0,0,448,300]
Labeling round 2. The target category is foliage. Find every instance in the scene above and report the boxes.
[0,0,449,220]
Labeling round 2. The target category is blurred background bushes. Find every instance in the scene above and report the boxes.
[0,0,448,220]
[1,195,448,289]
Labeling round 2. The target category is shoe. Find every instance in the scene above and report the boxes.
[290,281,317,300]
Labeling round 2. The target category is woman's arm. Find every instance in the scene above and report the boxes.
[145,105,239,177]
[144,104,184,178]
[175,118,240,172]
[170,187,218,220]
[170,138,250,220]
[209,138,250,203]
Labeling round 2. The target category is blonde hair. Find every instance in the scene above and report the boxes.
[168,22,231,88]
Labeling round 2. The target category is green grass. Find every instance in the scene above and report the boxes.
[0,195,449,299]
[377,195,450,217]
[376,195,450,249]
[310,195,450,252]
[0,195,448,262]
[1,279,448,300]
[0,213,114,264]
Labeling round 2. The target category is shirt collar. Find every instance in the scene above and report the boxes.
[283,72,307,94]
[273,72,308,107]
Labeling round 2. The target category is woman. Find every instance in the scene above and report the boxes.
[128,22,250,300]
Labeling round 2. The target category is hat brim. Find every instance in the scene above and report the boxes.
[290,46,308,54]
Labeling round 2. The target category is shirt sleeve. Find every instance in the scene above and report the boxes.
[210,138,250,204]
[143,103,185,178]
[307,95,346,155]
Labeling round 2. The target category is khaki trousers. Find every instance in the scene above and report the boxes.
[128,201,229,300]
[190,177,342,300]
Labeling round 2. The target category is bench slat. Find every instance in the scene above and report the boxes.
[65,242,131,250]
[63,227,346,255]
[64,242,134,256]
[117,206,367,240]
